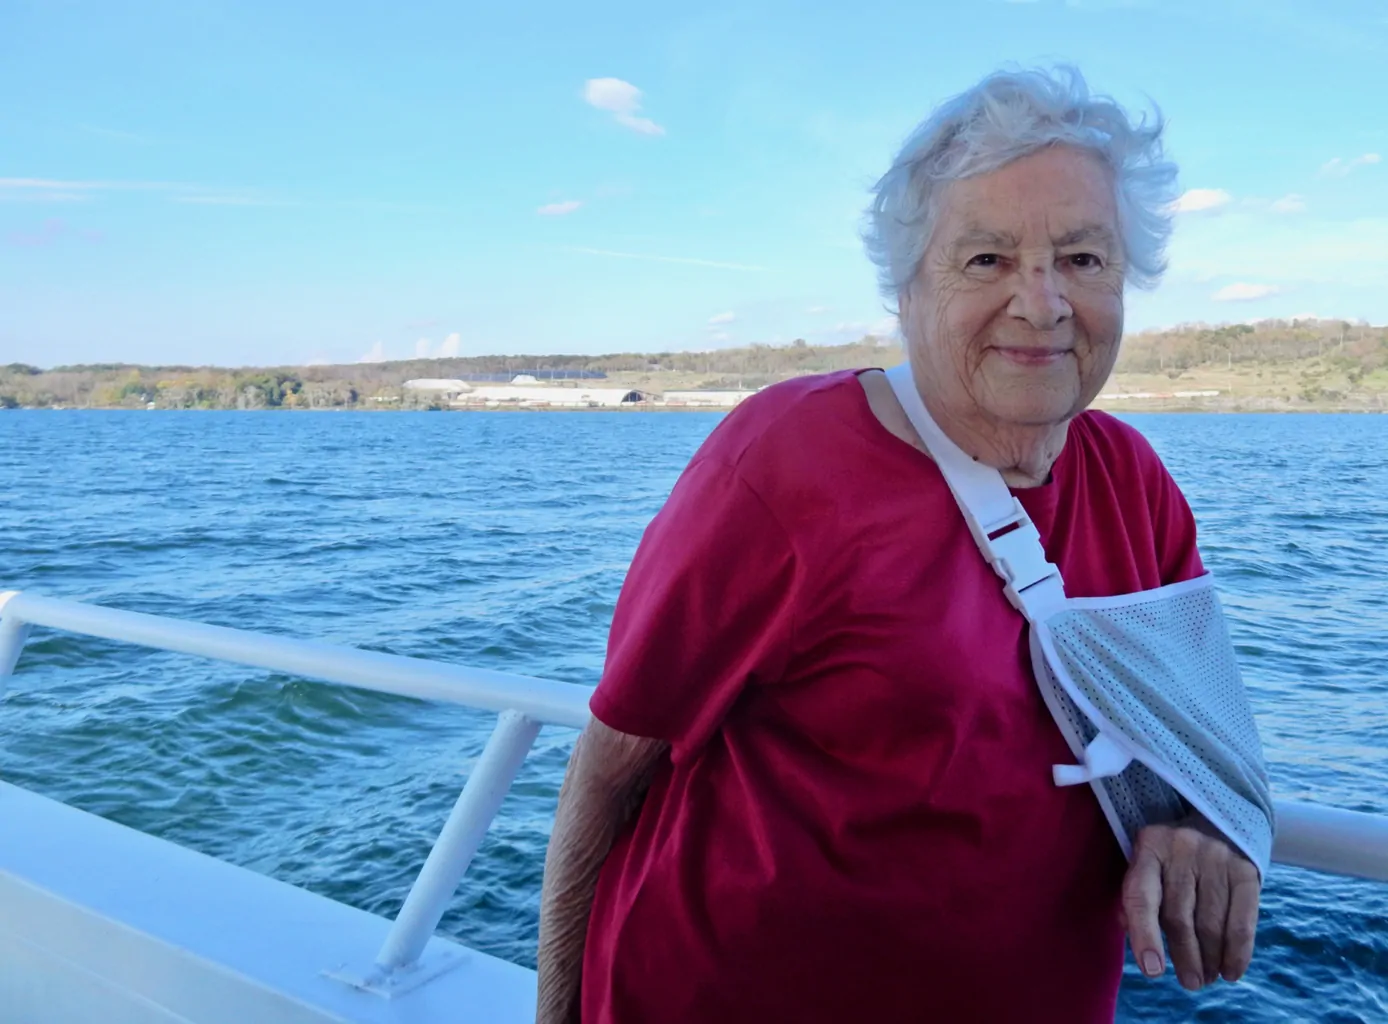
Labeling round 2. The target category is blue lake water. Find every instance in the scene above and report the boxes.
[1,406,1386,1022]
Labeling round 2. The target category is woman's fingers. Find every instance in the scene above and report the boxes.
[1124,819,1262,992]
[1222,863,1261,982]
[1122,841,1167,978]
[1156,828,1204,991]
[1195,843,1232,986]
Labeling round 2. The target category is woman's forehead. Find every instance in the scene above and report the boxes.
[934,162,1119,247]
[941,148,1115,214]
[945,222,1119,250]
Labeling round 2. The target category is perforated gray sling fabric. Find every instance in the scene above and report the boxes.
[1028,636,1190,858]
[884,363,1276,876]
[1031,579,1275,874]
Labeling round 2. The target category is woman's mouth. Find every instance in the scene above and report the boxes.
[993,346,1073,366]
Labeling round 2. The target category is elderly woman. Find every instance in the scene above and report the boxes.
[535,67,1266,1023]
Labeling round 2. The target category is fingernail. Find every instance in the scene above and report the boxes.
[1141,951,1163,976]
[1179,972,1202,991]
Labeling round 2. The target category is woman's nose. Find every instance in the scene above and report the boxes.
[1009,263,1073,329]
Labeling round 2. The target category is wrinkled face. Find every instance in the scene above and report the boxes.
[901,145,1126,430]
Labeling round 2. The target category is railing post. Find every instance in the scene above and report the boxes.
[373,708,542,974]
[0,592,32,697]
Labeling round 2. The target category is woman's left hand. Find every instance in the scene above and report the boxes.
[1121,815,1262,991]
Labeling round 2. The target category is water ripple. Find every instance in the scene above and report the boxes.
[1,409,1386,1020]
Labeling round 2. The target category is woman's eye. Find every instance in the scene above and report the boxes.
[967,254,1000,268]
[1067,252,1102,269]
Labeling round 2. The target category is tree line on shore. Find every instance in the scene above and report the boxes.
[2,319,1383,410]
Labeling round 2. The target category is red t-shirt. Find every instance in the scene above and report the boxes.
[584,370,1204,1023]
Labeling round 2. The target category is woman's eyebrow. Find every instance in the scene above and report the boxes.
[951,228,1020,250]
[947,225,1116,252]
[1054,224,1116,247]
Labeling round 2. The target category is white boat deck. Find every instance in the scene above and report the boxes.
[0,783,536,1024]
[2,589,1386,1023]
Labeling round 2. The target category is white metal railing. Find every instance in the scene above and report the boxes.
[0,590,591,995]
[3,590,1388,990]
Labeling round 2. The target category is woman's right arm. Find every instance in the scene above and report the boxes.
[535,718,667,1024]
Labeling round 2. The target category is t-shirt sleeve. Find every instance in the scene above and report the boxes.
[589,454,799,761]
[1143,444,1206,585]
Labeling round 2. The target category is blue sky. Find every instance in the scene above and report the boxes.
[2,0,1385,368]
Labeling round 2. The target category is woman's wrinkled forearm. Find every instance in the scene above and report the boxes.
[535,723,665,1024]
[535,793,614,1022]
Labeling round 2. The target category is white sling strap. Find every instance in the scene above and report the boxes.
[884,364,1067,622]
[885,364,1130,785]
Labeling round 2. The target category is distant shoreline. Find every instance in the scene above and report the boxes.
[5,403,1384,415]
[5,320,1385,415]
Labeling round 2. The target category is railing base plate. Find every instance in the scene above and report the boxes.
[323,948,467,999]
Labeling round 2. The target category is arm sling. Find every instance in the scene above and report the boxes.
[886,363,1275,876]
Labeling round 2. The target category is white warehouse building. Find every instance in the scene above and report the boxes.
[402,377,761,409]
[402,378,473,397]
[457,384,647,408]
[402,377,646,407]
[660,390,758,408]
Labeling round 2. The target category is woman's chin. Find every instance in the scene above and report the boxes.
[978,383,1087,427]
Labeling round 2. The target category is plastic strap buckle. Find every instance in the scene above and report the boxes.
[981,513,1064,616]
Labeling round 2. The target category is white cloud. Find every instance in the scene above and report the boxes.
[709,331,732,343]
[411,333,461,358]
[1168,215,1388,288]
[1320,153,1381,177]
[1171,188,1232,214]
[583,78,665,136]
[537,200,583,216]
[807,305,832,315]
[0,177,112,190]
[173,194,288,207]
[570,246,765,271]
[708,311,736,325]
[1270,194,1306,214]
[0,178,275,206]
[1212,283,1283,302]
[830,316,899,338]
[359,341,387,363]
[0,190,88,204]
[79,124,147,143]
[0,178,112,204]
[871,315,900,337]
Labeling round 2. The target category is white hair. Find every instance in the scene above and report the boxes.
[864,65,1178,301]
